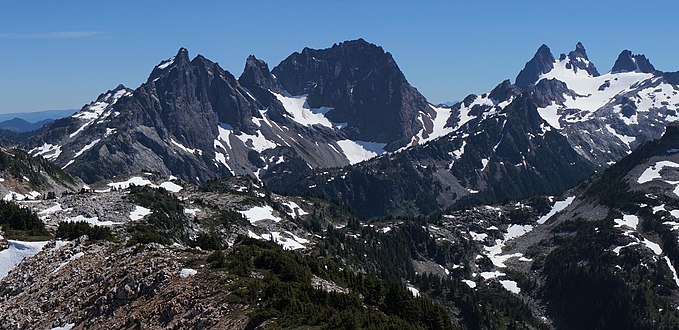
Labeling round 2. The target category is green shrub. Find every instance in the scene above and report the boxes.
[56,221,114,241]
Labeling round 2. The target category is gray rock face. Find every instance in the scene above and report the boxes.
[563,42,600,76]
[25,42,441,184]
[612,50,656,73]
[531,78,574,108]
[272,38,432,150]
[515,44,556,89]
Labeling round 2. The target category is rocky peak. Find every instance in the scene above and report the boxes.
[488,79,521,103]
[611,50,656,73]
[272,38,431,149]
[515,44,556,90]
[239,55,282,94]
[564,42,600,76]
[501,93,545,133]
[531,78,574,108]
[174,47,190,65]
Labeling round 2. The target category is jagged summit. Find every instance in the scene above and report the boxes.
[239,55,282,95]
[515,44,555,89]
[562,42,599,76]
[611,50,656,73]
[488,79,521,102]
[272,38,431,147]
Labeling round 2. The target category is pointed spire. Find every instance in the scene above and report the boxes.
[565,42,599,76]
[515,44,556,90]
[174,47,190,65]
[239,55,281,93]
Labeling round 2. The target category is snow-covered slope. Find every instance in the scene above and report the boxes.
[517,43,679,166]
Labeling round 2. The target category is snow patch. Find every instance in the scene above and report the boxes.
[638,161,679,184]
[538,196,575,224]
[179,268,197,278]
[107,176,154,190]
[462,280,477,288]
[273,93,335,128]
[499,280,521,294]
[335,140,386,165]
[238,205,281,223]
[159,181,183,193]
[52,252,84,273]
[63,215,120,227]
[0,240,49,279]
[129,206,152,221]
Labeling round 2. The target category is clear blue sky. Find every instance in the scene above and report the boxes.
[2,0,678,113]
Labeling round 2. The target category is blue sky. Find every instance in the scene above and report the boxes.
[1,1,678,113]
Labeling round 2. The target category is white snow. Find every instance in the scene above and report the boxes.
[251,231,308,250]
[238,205,281,223]
[483,224,533,268]
[664,256,679,288]
[52,252,84,273]
[638,161,679,184]
[157,56,175,70]
[234,129,278,153]
[74,139,100,158]
[335,140,386,164]
[171,138,202,155]
[480,158,489,171]
[406,285,420,297]
[462,280,477,288]
[0,240,49,279]
[453,95,496,131]
[184,208,200,216]
[604,124,635,149]
[179,268,197,278]
[282,201,308,218]
[539,60,653,114]
[614,214,639,230]
[159,181,183,193]
[273,93,335,128]
[537,103,562,129]
[612,242,639,255]
[408,105,455,147]
[129,206,152,221]
[480,271,506,280]
[499,280,521,294]
[268,231,307,250]
[505,224,533,240]
[70,89,130,138]
[63,139,101,168]
[62,215,120,227]
[469,231,488,241]
[537,196,575,224]
[3,191,41,201]
[107,176,154,190]
[39,203,68,215]
[214,125,234,173]
[641,238,663,255]
[29,143,62,160]
[50,324,75,330]
[663,220,679,231]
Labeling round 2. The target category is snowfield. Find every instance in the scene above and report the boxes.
[0,240,49,279]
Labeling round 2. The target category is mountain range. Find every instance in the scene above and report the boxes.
[19,40,679,212]
[1,39,679,328]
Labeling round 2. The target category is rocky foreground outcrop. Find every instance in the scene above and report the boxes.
[0,238,249,329]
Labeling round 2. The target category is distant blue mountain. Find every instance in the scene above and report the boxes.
[0,109,77,123]
[0,118,54,132]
